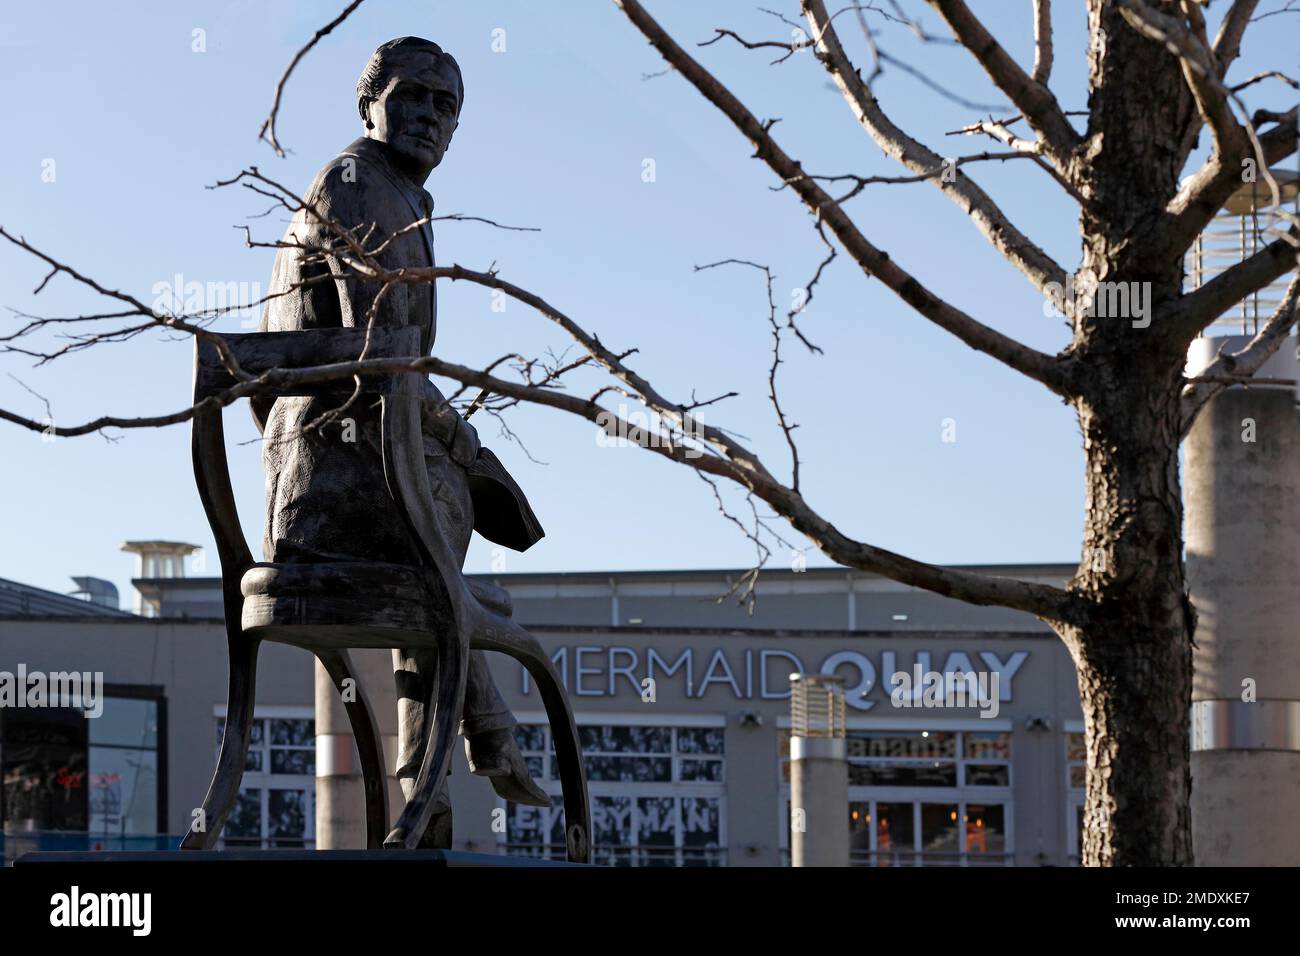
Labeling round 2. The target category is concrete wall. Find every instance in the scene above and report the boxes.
[1185,382,1300,864]
[0,616,313,838]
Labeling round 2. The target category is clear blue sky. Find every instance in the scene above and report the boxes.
[0,1,1292,604]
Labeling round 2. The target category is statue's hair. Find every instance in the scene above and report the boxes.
[356,37,464,124]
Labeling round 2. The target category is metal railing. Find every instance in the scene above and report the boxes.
[1188,172,1299,335]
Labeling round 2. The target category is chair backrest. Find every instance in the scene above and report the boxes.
[190,326,423,633]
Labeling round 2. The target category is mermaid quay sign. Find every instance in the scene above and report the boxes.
[519,644,1029,712]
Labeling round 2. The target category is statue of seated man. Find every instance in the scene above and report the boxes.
[254,36,550,844]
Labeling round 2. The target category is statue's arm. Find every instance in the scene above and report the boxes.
[420,377,480,466]
[310,167,479,463]
[310,167,412,333]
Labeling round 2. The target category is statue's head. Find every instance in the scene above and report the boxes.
[357,37,463,176]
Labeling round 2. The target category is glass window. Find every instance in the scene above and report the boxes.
[676,728,724,755]
[679,759,724,783]
[1066,732,1087,762]
[782,728,1014,866]
[214,711,315,848]
[964,764,1011,786]
[637,796,677,863]
[678,798,721,867]
[874,803,915,866]
[0,707,89,832]
[504,724,725,866]
[848,731,956,759]
[88,746,158,835]
[223,788,263,846]
[580,755,672,783]
[965,804,1007,862]
[964,732,1011,760]
[849,763,957,787]
[920,803,960,864]
[1066,732,1087,791]
[89,698,158,749]
[579,725,672,754]
[848,802,871,855]
[2,694,164,844]
[268,788,311,847]
[1065,733,1088,865]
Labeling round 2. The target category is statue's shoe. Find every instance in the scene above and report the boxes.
[465,728,551,807]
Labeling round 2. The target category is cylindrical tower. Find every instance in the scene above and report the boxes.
[1185,170,1300,865]
[788,673,849,867]
[314,649,401,849]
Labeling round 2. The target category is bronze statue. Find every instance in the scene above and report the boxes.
[255,36,550,846]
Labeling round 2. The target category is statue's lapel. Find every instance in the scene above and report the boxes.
[340,139,438,352]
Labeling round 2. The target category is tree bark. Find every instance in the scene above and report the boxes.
[1039,1,1202,865]
[1062,365,1196,865]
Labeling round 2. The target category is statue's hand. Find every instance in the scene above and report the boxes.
[422,395,479,466]
[448,414,480,467]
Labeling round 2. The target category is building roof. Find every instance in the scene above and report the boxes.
[127,563,1076,631]
[0,576,136,619]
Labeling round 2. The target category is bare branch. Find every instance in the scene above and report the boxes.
[1168,228,1298,341]
[1213,0,1261,76]
[804,0,1069,293]
[1250,0,1300,20]
[1229,70,1300,93]
[258,0,367,157]
[700,27,801,66]
[925,0,1081,166]
[1,202,1084,624]
[1031,0,1053,85]
[694,259,804,491]
[0,226,249,382]
[1181,272,1300,433]
[614,0,1069,394]
[429,213,541,232]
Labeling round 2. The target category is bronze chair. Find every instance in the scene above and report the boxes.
[180,325,590,862]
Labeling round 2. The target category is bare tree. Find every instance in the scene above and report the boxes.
[2,0,1298,865]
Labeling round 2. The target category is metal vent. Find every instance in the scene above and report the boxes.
[789,674,846,739]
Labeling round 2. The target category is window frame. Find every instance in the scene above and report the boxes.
[212,705,315,849]
[777,720,1016,867]
[502,713,727,866]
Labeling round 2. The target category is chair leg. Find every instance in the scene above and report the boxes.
[518,643,590,864]
[384,629,468,849]
[181,634,260,850]
[316,648,390,850]
[472,617,591,864]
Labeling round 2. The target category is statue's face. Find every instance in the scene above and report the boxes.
[366,50,460,173]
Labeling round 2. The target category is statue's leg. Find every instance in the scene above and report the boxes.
[388,448,474,845]
[392,645,453,846]
[424,453,524,742]
[390,451,547,842]
[462,649,517,737]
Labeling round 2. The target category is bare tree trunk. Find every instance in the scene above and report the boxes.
[1044,1,1202,865]
[1063,368,1196,865]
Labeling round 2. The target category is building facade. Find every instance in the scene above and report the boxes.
[0,564,1088,866]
